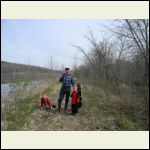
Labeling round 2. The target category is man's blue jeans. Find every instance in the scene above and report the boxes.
[58,86,71,112]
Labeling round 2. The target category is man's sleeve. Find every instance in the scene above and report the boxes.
[59,74,64,82]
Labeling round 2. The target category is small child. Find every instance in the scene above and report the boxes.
[70,88,80,115]
[40,94,56,110]
[77,83,82,110]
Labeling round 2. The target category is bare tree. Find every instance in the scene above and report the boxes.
[105,19,149,86]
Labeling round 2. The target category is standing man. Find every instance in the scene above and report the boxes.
[58,67,75,113]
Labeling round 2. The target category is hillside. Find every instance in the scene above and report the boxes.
[1,61,61,83]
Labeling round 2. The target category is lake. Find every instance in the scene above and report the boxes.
[1,80,42,101]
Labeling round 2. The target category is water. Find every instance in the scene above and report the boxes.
[1,80,42,101]
[1,83,10,99]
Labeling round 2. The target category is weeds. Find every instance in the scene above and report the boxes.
[1,78,148,131]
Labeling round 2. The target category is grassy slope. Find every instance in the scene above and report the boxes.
[1,61,61,84]
[1,80,148,131]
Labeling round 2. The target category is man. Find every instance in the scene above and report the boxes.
[58,67,75,113]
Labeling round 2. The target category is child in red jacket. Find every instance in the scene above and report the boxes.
[70,88,80,115]
[40,94,56,110]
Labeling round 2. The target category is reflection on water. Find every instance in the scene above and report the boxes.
[1,80,41,100]
[1,83,10,99]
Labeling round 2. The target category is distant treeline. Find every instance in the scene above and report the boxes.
[1,61,61,84]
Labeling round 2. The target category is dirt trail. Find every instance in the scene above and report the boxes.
[22,82,89,131]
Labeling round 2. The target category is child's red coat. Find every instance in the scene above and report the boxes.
[71,90,79,104]
[41,97,53,108]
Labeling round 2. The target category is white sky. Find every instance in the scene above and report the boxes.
[1,19,115,69]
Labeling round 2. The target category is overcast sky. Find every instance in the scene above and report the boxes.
[1,19,115,69]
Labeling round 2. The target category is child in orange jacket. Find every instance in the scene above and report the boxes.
[70,88,80,115]
[40,94,56,110]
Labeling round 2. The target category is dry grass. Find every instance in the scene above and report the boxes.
[1,78,149,131]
